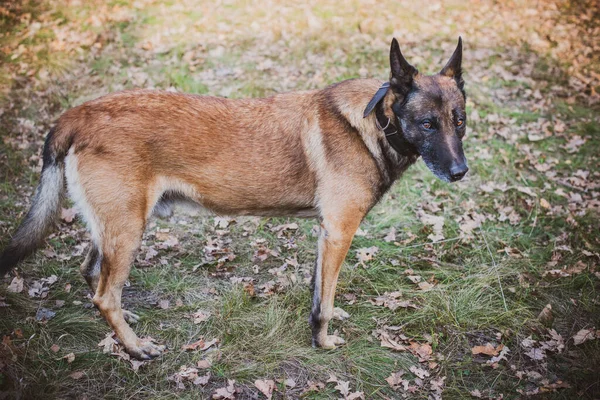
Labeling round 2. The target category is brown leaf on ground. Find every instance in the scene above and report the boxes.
[370,291,418,311]
[182,337,219,352]
[488,345,511,365]
[346,391,364,400]
[417,281,435,291]
[98,332,118,354]
[182,338,205,351]
[409,342,433,361]
[254,379,275,399]
[130,359,146,372]
[524,347,546,360]
[193,373,210,386]
[471,343,503,356]
[409,365,430,379]
[7,277,24,293]
[158,299,170,309]
[572,328,596,345]
[537,304,554,327]
[302,381,325,394]
[380,334,407,352]
[386,370,408,390]
[417,211,445,242]
[356,246,379,265]
[334,380,350,397]
[69,371,84,380]
[213,379,236,399]
[384,227,396,242]
[282,378,296,388]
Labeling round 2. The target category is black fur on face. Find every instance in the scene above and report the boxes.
[388,38,469,182]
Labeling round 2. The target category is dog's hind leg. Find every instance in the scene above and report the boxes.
[80,245,139,324]
[92,217,164,360]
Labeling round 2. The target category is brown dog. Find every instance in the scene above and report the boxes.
[0,38,468,359]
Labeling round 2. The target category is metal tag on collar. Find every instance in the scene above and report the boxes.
[363,82,390,118]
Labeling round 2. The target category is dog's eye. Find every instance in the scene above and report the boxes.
[456,118,464,127]
[422,120,432,130]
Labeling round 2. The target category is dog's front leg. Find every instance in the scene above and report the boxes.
[310,211,362,349]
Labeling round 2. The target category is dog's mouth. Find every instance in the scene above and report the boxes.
[422,157,469,183]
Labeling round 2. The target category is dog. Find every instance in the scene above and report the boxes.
[0,38,468,360]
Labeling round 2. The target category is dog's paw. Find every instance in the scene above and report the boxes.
[127,339,166,360]
[123,309,140,324]
[316,335,345,349]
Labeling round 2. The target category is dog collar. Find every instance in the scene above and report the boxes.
[363,82,418,157]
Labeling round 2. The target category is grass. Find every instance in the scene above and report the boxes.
[1,0,599,399]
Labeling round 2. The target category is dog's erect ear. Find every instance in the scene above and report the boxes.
[440,37,464,90]
[389,38,417,98]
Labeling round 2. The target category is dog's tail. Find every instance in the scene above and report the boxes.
[0,127,70,276]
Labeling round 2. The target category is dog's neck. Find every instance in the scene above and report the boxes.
[364,82,419,158]
[374,98,418,158]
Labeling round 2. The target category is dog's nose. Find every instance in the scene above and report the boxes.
[450,164,468,182]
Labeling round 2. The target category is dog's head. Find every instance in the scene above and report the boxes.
[388,38,468,182]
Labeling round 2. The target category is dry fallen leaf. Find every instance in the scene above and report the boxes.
[384,227,396,242]
[572,328,596,345]
[471,343,503,356]
[356,246,379,265]
[282,378,296,388]
[537,303,554,327]
[182,338,205,351]
[254,379,275,399]
[370,291,418,311]
[346,391,365,400]
[182,337,218,352]
[409,365,430,379]
[525,347,546,360]
[130,359,146,372]
[417,211,445,242]
[540,198,551,209]
[98,332,118,354]
[386,370,408,390]
[158,299,170,310]
[380,334,407,352]
[213,379,236,399]
[193,373,210,386]
[302,381,325,394]
[69,371,84,380]
[408,342,433,361]
[7,277,24,293]
[488,345,511,365]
